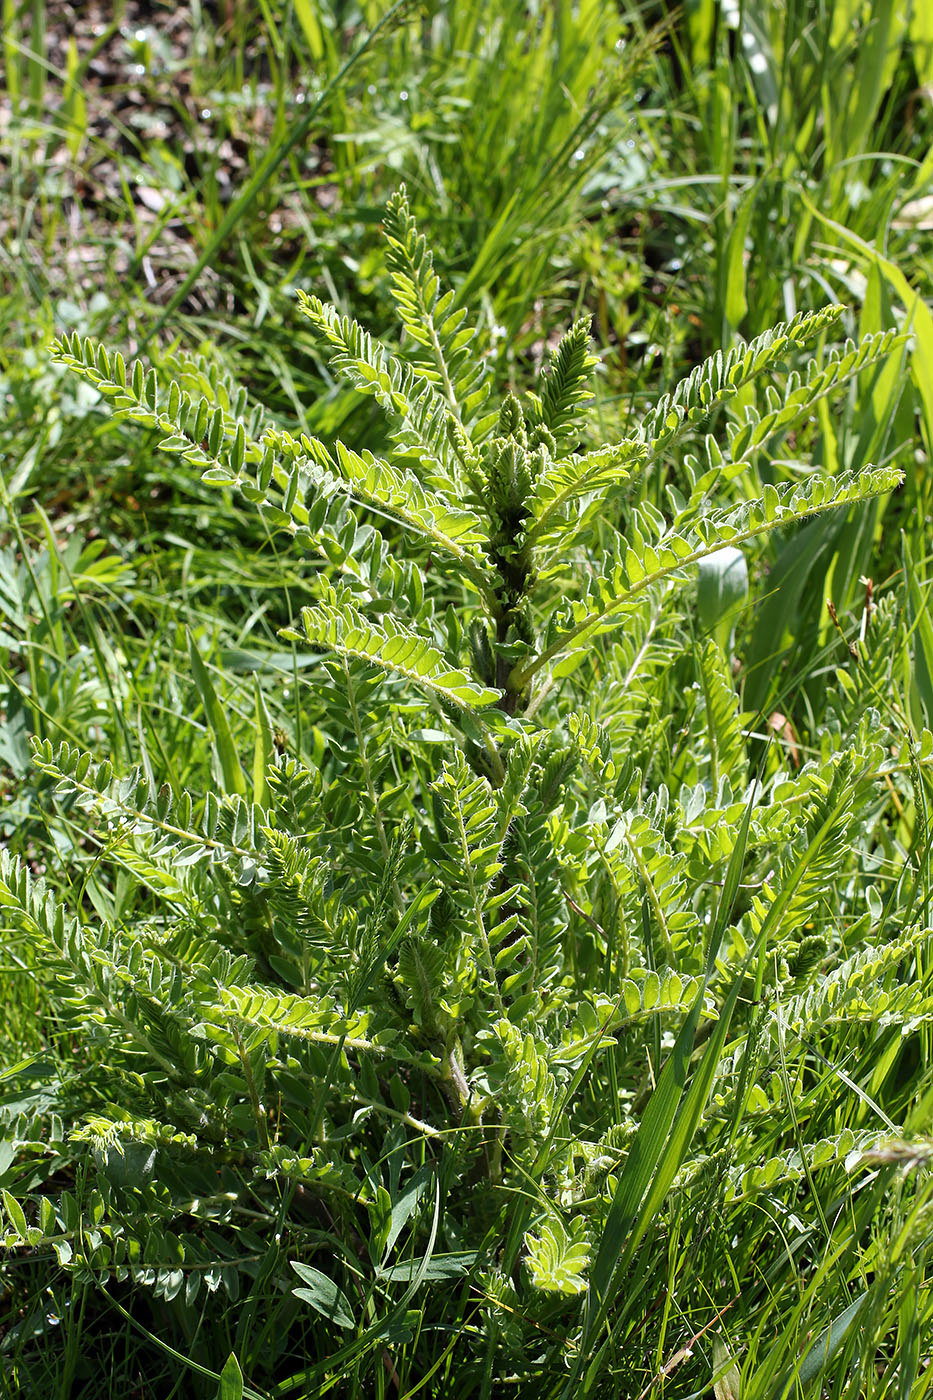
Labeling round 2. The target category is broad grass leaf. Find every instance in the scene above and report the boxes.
[188,633,246,797]
[903,534,933,730]
[383,1165,430,1260]
[218,1352,243,1400]
[251,677,274,808]
[712,1335,741,1400]
[724,188,755,330]
[911,0,933,85]
[697,546,748,652]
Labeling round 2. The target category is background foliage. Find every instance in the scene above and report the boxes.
[2,2,933,1397]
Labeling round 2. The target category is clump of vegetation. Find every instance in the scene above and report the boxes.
[2,4,933,1396]
[1,187,929,1399]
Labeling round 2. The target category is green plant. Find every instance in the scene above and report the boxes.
[616,0,933,721]
[347,0,636,342]
[2,188,930,1398]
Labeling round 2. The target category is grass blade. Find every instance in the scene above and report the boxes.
[902,534,933,730]
[252,676,274,808]
[219,1352,245,1400]
[188,632,247,797]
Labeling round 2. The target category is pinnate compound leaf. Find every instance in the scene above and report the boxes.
[325,439,493,581]
[51,332,264,476]
[383,185,487,417]
[529,317,600,445]
[519,462,901,687]
[695,639,747,791]
[283,594,500,710]
[529,439,646,549]
[639,304,847,452]
[725,330,905,460]
[297,293,462,486]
